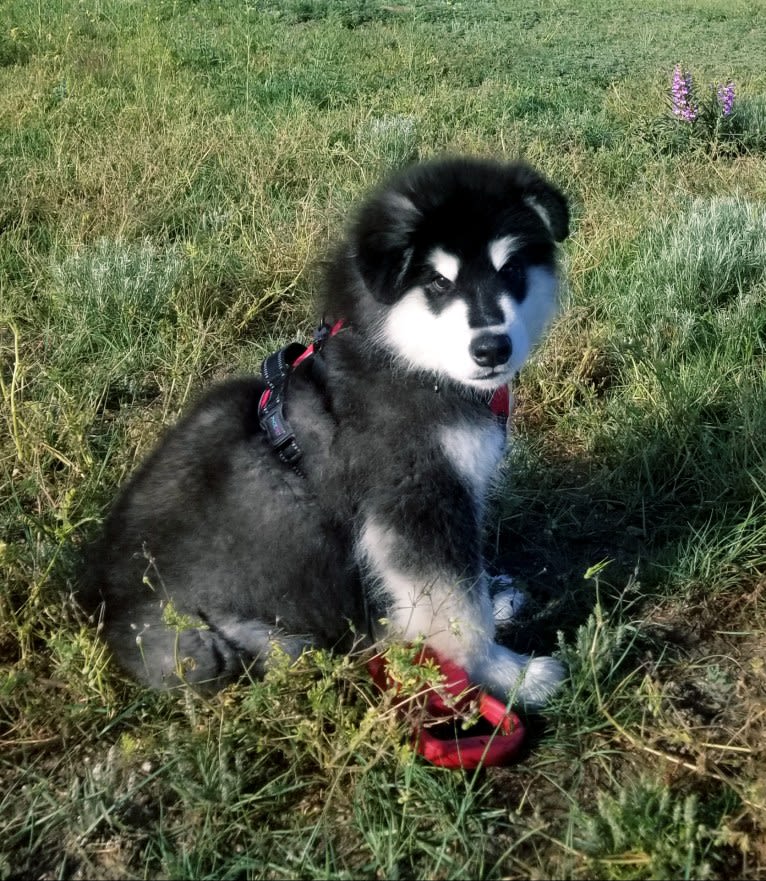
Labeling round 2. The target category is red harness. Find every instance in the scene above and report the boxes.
[489,382,510,423]
[292,318,347,369]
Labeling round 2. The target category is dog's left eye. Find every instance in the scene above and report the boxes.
[429,274,453,295]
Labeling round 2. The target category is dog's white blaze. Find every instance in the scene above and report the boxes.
[381,288,476,379]
[439,423,505,500]
[523,196,554,235]
[488,235,521,271]
[478,292,516,336]
[428,247,461,282]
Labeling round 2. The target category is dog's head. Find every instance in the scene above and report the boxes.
[349,156,569,391]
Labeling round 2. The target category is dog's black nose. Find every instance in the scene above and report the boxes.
[469,333,512,368]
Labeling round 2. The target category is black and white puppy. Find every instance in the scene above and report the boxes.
[84,156,569,708]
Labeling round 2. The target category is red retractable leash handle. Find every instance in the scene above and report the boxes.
[367,647,525,769]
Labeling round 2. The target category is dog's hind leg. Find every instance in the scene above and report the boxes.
[102,620,242,691]
[103,614,312,693]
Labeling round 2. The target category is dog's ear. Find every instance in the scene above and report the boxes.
[354,191,421,299]
[519,171,569,243]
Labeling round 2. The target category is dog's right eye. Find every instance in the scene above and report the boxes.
[500,256,525,284]
[429,274,453,295]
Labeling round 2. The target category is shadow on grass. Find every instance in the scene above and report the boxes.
[489,418,764,660]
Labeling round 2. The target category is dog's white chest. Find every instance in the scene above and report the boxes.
[439,421,506,500]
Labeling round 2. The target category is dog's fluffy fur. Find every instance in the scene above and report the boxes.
[84,156,569,708]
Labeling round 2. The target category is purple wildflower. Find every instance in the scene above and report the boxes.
[671,64,698,122]
[716,81,736,116]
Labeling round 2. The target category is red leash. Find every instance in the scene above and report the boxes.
[368,647,525,769]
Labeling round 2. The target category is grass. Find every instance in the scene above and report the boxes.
[2,0,766,878]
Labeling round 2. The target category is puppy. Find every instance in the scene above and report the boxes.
[84,156,569,708]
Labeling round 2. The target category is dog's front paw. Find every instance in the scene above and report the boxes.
[474,644,565,711]
[514,655,566,710]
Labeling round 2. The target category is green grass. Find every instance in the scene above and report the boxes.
[2,0,766,878]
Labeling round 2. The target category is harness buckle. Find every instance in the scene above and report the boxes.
[258,389,296,450]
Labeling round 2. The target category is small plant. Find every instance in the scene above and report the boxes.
[670,64,736,127]
[653,64,761,156]
[576,780,728,880]
[45,238,183,402]
[356,113,419,171]
[672,65,733,144]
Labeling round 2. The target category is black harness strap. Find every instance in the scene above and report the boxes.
[258,342,306,469]
[257,320,344,473]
